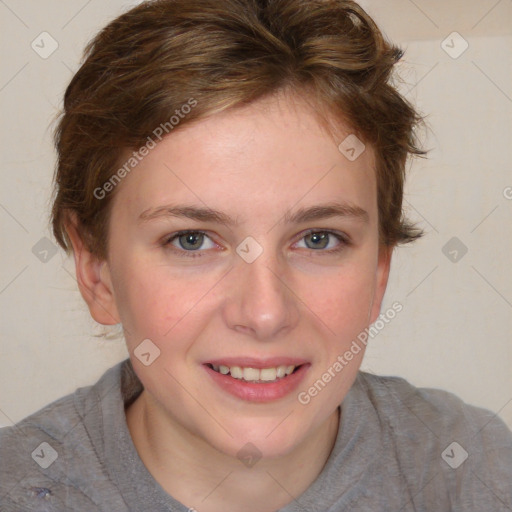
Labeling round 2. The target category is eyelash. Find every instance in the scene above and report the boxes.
[161,229,351,259]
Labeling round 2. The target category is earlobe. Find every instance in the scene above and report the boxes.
[368,245,393,325]
[65,214,120,326]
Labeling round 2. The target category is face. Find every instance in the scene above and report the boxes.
[79,92,391,459]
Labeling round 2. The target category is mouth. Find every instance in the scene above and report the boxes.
[203,358,310,402]
[205,363,301,383]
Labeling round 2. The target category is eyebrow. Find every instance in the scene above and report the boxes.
[138,201,369,226]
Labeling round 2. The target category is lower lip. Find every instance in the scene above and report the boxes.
[204,364,310,403]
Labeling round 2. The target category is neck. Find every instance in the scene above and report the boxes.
[126,391,340,512]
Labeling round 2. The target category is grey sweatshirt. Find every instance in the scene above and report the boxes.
[1,359,511,511]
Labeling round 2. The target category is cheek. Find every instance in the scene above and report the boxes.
[299,262,376,344]
[111,259,221,348]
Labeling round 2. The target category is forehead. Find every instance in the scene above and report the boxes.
[110,92,377,222]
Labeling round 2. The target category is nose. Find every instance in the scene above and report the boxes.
[222,248,300,341]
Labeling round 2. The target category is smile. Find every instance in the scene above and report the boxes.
[203,359,310,402]
[207,363,298,383]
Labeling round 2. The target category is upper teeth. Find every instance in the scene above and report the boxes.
[211,364,296,382]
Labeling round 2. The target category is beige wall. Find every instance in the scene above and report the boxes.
[0,1,511,429]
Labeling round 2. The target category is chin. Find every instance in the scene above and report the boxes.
[207,412,320,462]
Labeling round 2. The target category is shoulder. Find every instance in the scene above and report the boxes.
[354,371,512,508]
[0,391,98,510]
[0,362,127,511]
[356,371,512,445]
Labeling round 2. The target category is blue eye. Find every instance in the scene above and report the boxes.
[296,230,347,251]
[163,230,215,255]
[162,229,350,258]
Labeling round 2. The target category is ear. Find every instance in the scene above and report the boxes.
[65,214,120,325]
[368,245,393,324]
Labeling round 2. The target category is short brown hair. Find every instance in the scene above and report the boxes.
[51,0,426,260]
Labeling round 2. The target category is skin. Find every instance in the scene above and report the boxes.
[67,91,392,512]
